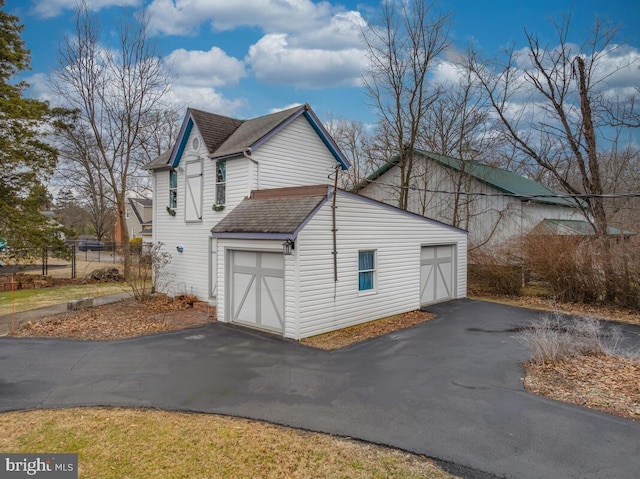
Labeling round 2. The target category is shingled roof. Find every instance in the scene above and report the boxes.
[210,185,330,238]
[190,108,244,154]
[145,104,349,171]
[212,105,306,159]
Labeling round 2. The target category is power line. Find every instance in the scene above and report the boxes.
[362,179,640,200]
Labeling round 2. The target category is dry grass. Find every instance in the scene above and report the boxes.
[524,355,640,421]
[517,313,640,421]
[0,283,125,316]
[0,408,456,479]
[301,310,436,350]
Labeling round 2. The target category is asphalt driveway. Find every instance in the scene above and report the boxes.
[1,299,639,478]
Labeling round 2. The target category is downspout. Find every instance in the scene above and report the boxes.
[243,148,260,190]
[332,165,339,283]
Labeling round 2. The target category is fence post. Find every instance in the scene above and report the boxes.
[71,245,76,279]
[42,248,47,276]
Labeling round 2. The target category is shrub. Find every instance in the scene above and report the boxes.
[523,234,640,310]
[517,313,624,364]
[126,242,172,301]
[468,245,522,295]
[130,237,143,252]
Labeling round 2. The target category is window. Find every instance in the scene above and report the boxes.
[125,208,130,219]
[216,161,226,206]
[169,169,178,208]
[358,250,375,291]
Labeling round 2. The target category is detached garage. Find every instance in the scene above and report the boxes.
[211,185,467,339]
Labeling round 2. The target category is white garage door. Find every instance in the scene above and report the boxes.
[420,245,455,305]
[229,251,284,333]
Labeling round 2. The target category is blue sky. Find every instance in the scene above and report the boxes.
[5,0,640,123]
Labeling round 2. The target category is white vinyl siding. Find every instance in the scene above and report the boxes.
[252,116,343,189]
[291,192,466,339]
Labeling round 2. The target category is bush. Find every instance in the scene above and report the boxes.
[523,234,640,309]
[126,242,172,301]
[517,313,624,364]
[130,237,143,253]
[468,246,522,295]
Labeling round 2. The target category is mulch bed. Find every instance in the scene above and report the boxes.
[11,296,213,340]
[523,355,640,422]
[301,310,436,350]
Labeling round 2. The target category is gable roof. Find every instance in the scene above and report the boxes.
[127,197,152,225]
[354,150,576,208]
[145,104,349,171]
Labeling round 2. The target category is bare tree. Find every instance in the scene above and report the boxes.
[129,108,180,198]
[55,122,113,240]
[417,57,500,232]
[469,15,639,301]
[51,3,171,277]
[324,114,374,189]
[362,0,450,210]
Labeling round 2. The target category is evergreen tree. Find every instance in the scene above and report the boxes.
[0,0,67,251]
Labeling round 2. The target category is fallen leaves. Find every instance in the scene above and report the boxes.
[523,354,640,421]
[11,296,213,340]
[301,310,435,350]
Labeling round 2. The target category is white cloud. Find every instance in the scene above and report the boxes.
[269,103,304,113]
[164,85,246,116]
[31,0,140,18]
[432,60,466,85]
[165,47,246,87]
[146,0,368,89]
[24,73,56,103]
[246,33,367,89]
[146,0,335,36]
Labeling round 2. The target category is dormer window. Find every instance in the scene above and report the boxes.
[169,169,178,208]
[216,161,226,206]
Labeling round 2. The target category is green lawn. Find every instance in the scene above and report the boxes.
[0,408,456,479]
[0,283,126,315]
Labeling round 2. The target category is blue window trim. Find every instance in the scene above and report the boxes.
[169,169,178,208]
[358,250,376,291]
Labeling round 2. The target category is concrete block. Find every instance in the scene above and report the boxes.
[67,297,94,311]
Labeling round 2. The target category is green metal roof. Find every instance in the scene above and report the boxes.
[354,150,577,208]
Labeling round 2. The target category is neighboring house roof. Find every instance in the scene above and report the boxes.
[143,149,171,170]
[533,219,635,237]
[211,184,467,240]
[127,198,152,225]
[145,104,350,170]
[354,150,577,208]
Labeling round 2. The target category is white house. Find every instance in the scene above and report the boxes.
[125,198,153,243]
[147,106,467,338]
[354,150,588,248]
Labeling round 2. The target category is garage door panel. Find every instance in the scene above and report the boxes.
[232,272,256,322]
[421,245,454,305]
[229,250,284,333]
[261,276,284,330]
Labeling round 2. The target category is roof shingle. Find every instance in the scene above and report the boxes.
[211,185,329,235]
